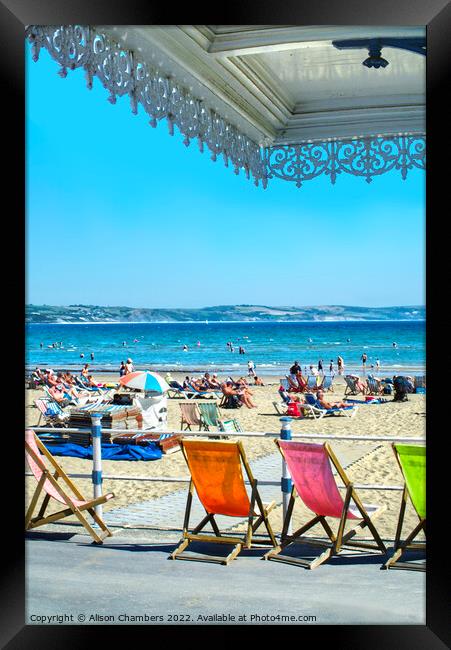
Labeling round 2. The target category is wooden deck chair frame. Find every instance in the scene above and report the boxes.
[179,402,203,431]
[170,440,278,565]
[264,440,387,569]
[383,443,426,571]
[25,431,114,544]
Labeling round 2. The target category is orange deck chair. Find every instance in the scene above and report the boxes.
[25,429,114,544]
[170,439,278,565]
[264,440,387,569]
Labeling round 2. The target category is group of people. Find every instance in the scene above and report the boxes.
[119,359,134,377]
[32,367,103,406]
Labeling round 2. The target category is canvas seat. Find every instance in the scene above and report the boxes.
[25,429,114,544]
[179,402,204,431]
[264,440,387,569]
[383,443,426,571]
[169,440,277,565]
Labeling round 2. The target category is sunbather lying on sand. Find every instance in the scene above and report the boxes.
[316,390,349,410]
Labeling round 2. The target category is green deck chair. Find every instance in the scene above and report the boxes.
[197,402,221,431]
[383,443,426,571]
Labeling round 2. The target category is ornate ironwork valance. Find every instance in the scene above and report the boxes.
[264,136,426,187]
[25,25,268,188]
[26,25,426,190]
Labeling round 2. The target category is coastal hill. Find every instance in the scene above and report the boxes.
[26,304,425,324]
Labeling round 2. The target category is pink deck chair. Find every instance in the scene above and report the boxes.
[25,429,114,544]
[264,440,387,569]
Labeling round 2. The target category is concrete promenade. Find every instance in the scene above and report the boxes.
[26,526,425,626]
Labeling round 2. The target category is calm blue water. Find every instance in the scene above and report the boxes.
[26,321,425,376]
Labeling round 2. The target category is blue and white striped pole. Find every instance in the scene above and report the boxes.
[280,416,292,536]
[90,413,103,518]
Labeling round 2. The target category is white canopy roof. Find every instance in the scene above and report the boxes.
[26,25,426,188]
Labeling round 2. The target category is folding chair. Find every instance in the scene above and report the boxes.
[302,393,358,419]
[197,402,221,431]
[319,375,334,392]
[179,402,203,431]
[366,376,382,396]
[25,430,114,544]
[305,375,319,392]
[34,398,69,427]
[264,440,387,569]
[344,376,360,396]
[383,444,426,571]
[170,440,277,565]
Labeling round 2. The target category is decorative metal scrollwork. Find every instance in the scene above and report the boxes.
[264,135,426,187]
[26,26,425,190]
[25,25,268,188]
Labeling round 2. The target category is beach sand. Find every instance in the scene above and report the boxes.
[25,374,426,540]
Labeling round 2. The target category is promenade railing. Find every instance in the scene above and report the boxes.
[27,415,425,532]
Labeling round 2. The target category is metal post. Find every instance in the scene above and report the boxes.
[280,417,292,536]
[90,413,103,518]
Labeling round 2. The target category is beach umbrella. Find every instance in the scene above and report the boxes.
[119,371,170,394]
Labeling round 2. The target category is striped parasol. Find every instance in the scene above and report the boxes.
[119,371,170,394]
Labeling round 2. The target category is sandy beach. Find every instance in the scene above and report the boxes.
[25,373,426,540]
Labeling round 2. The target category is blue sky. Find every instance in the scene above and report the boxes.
[26,41,425,309]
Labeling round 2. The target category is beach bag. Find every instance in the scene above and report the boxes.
[286,401,302,417]
[383,385,392,395]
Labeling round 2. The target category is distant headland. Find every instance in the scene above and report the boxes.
[26,304,425,324]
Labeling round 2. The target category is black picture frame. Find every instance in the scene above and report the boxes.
[2,0,448,646]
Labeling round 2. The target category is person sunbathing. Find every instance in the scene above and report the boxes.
[254,375,264,386]
[315,390,349,410]
[295,372,307,391]
[287,375,303,393]
[348,374,367,394]
[208,373,222,389]
[48,384,71,406]
[222,381,256,409]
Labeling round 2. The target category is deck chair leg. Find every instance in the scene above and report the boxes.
[383,519,425,570]
[25,474,47,529]
[71,508,108,544]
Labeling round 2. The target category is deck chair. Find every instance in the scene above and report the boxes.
[319,375,334,392]
[383,444,426,571]
[305,375,319,392]
[179,402,203,431]
[218,418,242,433]
[169,440,277,565]
[264,440,387,569]
[34,398,69,427]
[197,402,221,431]
[302,393,358,419]
[344,375,360,396]
[186,383,221,400]
[366,376,382,396]
[25,430,114,544]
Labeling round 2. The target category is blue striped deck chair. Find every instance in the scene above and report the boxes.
[34,398,69,427]
[306,375,319,392]
[344,375,360,396]
[366,375,382,396]
[319,375,334,392]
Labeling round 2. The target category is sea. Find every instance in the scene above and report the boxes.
[26,321,426,377]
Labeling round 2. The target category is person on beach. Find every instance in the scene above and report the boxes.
[337,356,344,375]
[81,363,89,377]
[361,353,368,372]
[290,361,302,376]
[208,373,222,389]
[119,361,126,377]
[248,360,256,377]
[222,381,256,409]
[48,384,70,406]
[309,364,318,377]
[90,352,95,361]
[329,359,334,375]
[316,389,349,410]
[375,358,380,372]
[125,358,134,374]
[348,373,367,394]
[254,375,264,386]
[318,359,323,375]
